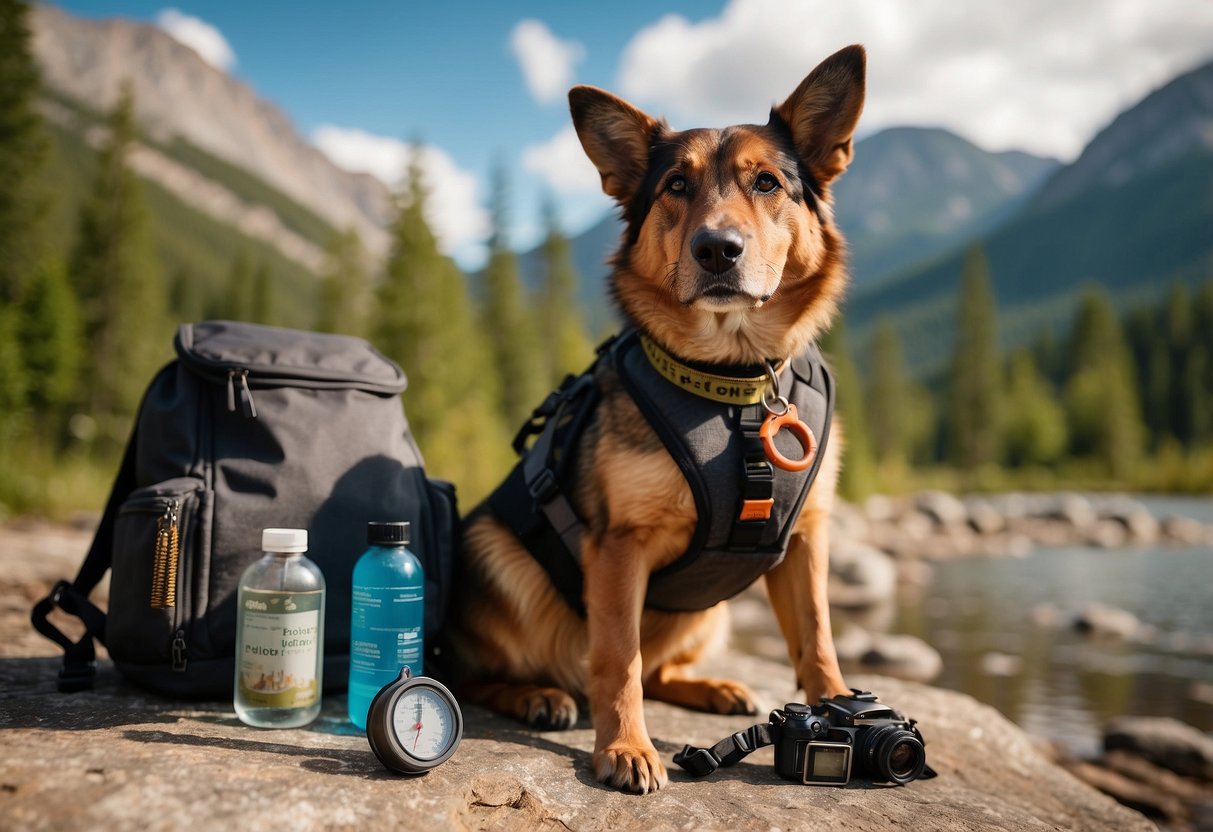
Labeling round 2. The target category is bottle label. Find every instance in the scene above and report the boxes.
[237,589,322,708]
[350,585,423,683]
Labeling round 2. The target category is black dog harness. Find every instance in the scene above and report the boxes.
[488,329,834,614]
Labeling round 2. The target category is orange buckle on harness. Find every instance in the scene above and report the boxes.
[739,498,775,522]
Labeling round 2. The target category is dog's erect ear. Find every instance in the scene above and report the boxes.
[773,45,866,189]
[569,86,662,203]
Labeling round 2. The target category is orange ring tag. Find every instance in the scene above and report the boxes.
[759,404,818,472]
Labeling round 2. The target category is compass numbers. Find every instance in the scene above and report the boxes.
[392,687,454,761]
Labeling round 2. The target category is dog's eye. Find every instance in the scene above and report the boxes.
[754,172,780,193]
[666,175,687,193]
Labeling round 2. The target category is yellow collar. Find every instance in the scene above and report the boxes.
[640,335,781,405]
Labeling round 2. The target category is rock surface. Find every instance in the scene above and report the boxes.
[0,656,1154,832]
[0,521,1152,831]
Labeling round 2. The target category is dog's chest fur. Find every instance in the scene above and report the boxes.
[572,365,698,577]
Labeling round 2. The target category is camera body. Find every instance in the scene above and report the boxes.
[771,690,928,785]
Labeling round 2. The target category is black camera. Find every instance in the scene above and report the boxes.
[674,689,933,786]
[772,691,928,785]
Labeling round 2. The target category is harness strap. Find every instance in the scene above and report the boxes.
[729,403,776,550]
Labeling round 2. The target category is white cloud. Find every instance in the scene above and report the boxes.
[155,8,236,72]
[310,126,489,265]
[522,126,604,194]
[510,19,585,104]
[616,0,1213,161]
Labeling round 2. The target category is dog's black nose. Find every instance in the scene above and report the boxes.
[691,227,744,274]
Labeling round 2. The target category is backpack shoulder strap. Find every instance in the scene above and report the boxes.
[30,422,139,692]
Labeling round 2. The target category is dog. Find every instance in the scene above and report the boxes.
[446,44,866,794]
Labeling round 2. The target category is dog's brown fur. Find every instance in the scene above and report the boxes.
[447,45,866,794]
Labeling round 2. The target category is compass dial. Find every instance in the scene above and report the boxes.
[391,686,455,761]
[366,668,463,774]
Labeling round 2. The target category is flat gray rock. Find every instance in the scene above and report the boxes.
[0,654,1152,831]
[0,521,1151,830]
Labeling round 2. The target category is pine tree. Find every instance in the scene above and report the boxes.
[315,228,370,337]
[0,305,27,448]
[168,266,206,323]
[536,196,594,386]
[1124,305,1168,447]
[479,163,545,429]
[947,246,1002,471]
[1190,279,1213,445]
[820,319,875,500]
[372,150,512,503]
[865,318,909,466]
[250,262,273,324]
[18,259,82,430]
[220,251,255,321]
[1063,287,1145,479]
[1164,284,1194,443]
[0,0,48,305]
[69,82,168,437]
[1002,348,1067,466]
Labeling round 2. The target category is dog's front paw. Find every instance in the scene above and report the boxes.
[593,742,668,794]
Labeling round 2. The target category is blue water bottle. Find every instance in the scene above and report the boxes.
[347,521,424,729]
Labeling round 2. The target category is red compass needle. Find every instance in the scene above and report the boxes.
[412,721,423,750]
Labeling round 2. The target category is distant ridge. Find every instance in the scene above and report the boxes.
[30,4,393,255]
[847,55,1213,376]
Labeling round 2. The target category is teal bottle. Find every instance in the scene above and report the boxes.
[347,521,424,730]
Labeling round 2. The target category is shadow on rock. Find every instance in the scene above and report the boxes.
[122,728,395,780]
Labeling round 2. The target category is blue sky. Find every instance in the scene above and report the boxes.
[52,1,1213,268]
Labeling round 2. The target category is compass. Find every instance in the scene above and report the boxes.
[365,667,463,774]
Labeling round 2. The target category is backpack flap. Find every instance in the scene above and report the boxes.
[175,320,408,396]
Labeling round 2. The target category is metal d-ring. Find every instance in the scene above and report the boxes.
[762,360,790,416]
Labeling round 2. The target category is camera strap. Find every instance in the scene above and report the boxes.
[673,722,775,777]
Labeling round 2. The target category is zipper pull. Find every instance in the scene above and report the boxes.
[149,499,177,608]
[163,500,180,608]
[171,629,188,672]
[227,369,237,412]
[237,369,257,419]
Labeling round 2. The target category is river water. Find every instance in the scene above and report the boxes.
[890,495,1213,757]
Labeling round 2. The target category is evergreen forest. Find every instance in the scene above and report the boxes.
[1,0,1210,518]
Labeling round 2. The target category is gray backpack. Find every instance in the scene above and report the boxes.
[31,320,458,697]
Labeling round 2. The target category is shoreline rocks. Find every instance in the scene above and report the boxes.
[835,491,1213,564]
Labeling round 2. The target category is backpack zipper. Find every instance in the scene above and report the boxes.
[150,499,180,608]
[226,368,258,419]
[171,629,188,672]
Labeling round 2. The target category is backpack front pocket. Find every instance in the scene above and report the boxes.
[109,477,207,667]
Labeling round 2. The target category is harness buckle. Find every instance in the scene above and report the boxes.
[527,468,559,504]
[739,498,774,522]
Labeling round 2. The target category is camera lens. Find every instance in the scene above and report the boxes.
[864,726,927,785]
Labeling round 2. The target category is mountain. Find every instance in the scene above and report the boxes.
[847,56,1213,377]
[1031,58,1213,211]
[831,127,1058,287]
[30,4,392,256]
[539,126,1057,330]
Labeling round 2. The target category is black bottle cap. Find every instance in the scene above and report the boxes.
[368,521,410,546]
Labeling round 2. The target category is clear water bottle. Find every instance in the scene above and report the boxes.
[348,521,424,730]
[234,528,325,728]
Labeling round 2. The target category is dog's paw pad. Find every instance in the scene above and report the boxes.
[594,743,668,794]
[706,679,759,715]
[521,688,578,730]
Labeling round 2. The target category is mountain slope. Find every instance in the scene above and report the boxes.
[30,4,391,255]
[848,56,1213,376]
[1032,58,1213,210]
[832,127,1058,286]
